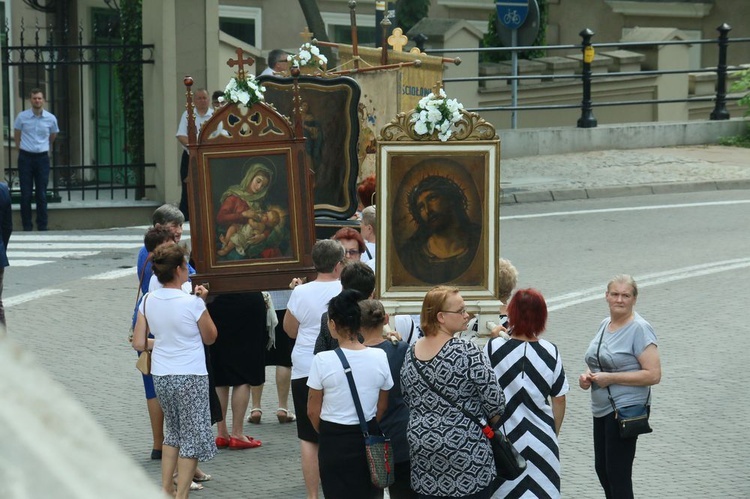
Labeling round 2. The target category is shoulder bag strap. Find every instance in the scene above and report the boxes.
[133,256,150,311]
[596,323,652,414]
[410,345,486,429]
[334,348,369,436]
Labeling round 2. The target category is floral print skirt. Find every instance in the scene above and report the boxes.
[153,374,217,461]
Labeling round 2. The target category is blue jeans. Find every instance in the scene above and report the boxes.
[18,150,50,230]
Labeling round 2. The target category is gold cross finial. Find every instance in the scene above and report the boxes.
[227,48,255,79]
[300,27,314,43]
[387,27,409,52]
[432,81,443,95]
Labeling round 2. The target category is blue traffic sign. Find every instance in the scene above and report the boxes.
[496,0,529,30]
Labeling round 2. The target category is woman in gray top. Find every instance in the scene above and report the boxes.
[579,275,661,499]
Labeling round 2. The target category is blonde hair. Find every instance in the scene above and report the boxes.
[497,258,519,303]
[420,286,459,336]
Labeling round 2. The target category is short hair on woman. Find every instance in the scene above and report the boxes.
[328,289,363,339]
[420,285,459,337]
[151,243,188,284]
[497,258,519,303]
[507,288,547,339]
[607,274,638,297]
[151,203,184,227]
[357,174,376,208]
[144,226,174,253]
[341,261,375,297]
[360,299,386,329]
[312,239,345,273]
[332,227,366,254]
[361,205,376,230]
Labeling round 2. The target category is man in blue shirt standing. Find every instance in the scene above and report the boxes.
[13,88,59,231]
[0,182,12,327]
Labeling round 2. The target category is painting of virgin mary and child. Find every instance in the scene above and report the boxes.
[213,155,292,261]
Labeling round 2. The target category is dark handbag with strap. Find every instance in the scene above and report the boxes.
[334,348,395,488]
[595,324,653,439]
[410,346,526,481]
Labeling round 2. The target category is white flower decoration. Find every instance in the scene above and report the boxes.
[410,90,464,142]
[221,73,265,107]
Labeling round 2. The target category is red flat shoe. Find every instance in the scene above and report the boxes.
[229,436,262,450]
[215,436,230,448]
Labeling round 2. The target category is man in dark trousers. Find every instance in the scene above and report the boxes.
[13,88,58,231]
[0,181,13,328]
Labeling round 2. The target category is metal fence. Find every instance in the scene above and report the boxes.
[430,23,750,128]
[2,18,155,201]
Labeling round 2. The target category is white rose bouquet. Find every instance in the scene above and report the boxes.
[288,41,328,69]
[411,89,464,142]
[220,74,266,106]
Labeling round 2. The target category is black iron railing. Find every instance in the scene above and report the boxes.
[429,24,750,128]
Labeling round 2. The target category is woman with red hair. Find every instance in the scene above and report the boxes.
[484,288,569,498]
[331,227,366,262]
[356,174,376,209]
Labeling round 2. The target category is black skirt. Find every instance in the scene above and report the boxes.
[207,292,267,387]
[318,419,384,499]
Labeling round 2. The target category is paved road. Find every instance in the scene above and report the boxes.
[6,187,750,498]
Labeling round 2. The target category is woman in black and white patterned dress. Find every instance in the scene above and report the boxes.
[484,288,569,499]
[401,286,505,499]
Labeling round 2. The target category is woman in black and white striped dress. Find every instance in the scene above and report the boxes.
[484,288,569,499]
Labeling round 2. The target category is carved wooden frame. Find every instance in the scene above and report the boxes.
[184,80,318,293]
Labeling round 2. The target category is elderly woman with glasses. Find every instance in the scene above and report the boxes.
[331,227,366,261]
[401,286,505,499]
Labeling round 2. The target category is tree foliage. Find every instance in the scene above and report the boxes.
[396,0,430,34]
[481,0,548,63]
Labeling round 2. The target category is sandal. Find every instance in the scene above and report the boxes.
[193,472,212,483]
[277,408,297,423]
[247,408,262,424]
[173,479,203,491]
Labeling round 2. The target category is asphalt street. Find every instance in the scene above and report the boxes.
[3,144,750,498]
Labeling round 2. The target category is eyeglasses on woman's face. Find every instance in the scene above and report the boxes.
[441,308,468,315]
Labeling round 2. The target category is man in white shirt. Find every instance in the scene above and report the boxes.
[13,89,58,231]
[260,49,289,76]
[176,88,213,221]
[360,204,376,266]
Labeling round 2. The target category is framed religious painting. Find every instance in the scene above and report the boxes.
[258,75,361,219]
[184,76,318,294]
[376,107,501,312]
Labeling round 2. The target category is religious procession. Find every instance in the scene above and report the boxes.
[123,2,660,498]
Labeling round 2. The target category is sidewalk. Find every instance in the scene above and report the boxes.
[500,145,750,203]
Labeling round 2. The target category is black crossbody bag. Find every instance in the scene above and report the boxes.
[595,324,653,439]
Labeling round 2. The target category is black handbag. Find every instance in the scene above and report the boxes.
[595,325,653,439]
[410,347,526,481]
[334,348,396,488]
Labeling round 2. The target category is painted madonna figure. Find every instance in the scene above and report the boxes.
[216,158,289,260]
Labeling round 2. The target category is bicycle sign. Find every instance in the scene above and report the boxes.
[496,0,529,30]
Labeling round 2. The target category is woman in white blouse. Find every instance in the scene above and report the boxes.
[307,289,393,499]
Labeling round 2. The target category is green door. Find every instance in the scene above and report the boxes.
[92,9,128,184]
